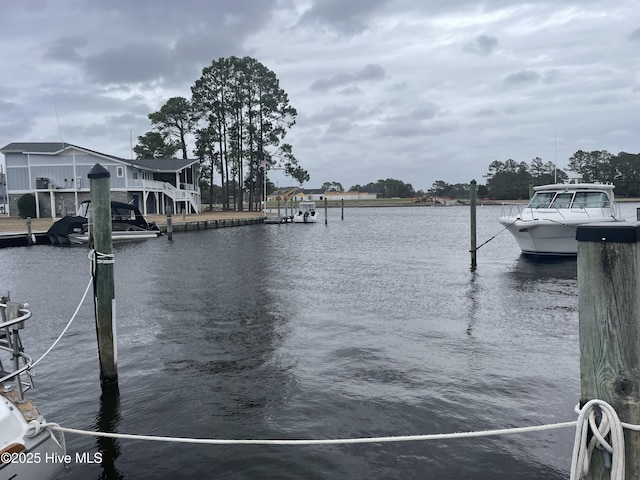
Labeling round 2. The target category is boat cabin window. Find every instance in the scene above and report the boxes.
[527,192,555,208]
[571,192,610,208]
[550,192,573,208]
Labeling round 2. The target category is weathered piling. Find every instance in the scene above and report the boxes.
[26,217,34,245]
[88,163,118,390]
[166,206,173,241]
[576,222,640,478]
[341,198,344,220]
[324,198,328,225]
[470,180,477,269]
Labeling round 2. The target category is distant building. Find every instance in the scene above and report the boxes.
[268,187,378,203]
[0,142,200,218]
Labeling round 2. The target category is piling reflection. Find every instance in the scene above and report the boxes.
[94,387,123,480]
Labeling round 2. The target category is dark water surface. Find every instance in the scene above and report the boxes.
[3,204,638,479]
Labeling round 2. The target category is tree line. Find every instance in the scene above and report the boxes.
[134,56,308,211]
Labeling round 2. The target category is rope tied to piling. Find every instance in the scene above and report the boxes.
[470,218,519,253]
[89,249,115,265]
[570,399,626,480]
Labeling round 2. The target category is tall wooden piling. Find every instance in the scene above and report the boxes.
[88,163,118,389]
[166,206,173,241]
[469,180,477,269]
[26,217,34,245]
[576,223,640,478]
[324,198,328,225]
[341,198,344,220]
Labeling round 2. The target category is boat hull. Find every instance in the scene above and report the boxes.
[68,230,161,244]
[499,217,620,256]
[292,214,318,223]
[0,394,65,480]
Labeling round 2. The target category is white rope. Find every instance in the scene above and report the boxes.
[29,277,93,370]
[41,421,577,446]
[570,399,626,480]
[88,249,114,265]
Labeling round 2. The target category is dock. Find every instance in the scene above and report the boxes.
[0,211,266,248]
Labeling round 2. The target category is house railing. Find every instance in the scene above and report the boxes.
[128,179,200,213]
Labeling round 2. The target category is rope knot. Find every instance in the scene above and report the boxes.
[570,399,625,480]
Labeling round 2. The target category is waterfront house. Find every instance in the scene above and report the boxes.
[0,142,200,218]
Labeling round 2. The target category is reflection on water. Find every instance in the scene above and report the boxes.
[95,388,123,480]
[0,205,617,479]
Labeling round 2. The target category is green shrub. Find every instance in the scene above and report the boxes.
[17,194,36,218]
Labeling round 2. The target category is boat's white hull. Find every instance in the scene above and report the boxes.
[68,230,161,244]
[1,395,65,480]
[499,216,620,256]
[293,213,318,223]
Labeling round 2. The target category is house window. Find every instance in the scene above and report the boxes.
[117,166,124,177]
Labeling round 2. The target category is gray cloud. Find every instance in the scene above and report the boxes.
[464,35,498,55]
[297,0,390,34]
[503,70,541,88]
[631,28,640,42]
[310,64,386,92]
[84,41,174,85]
[45,36,88,62]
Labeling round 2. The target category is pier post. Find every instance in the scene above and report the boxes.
[324,198,328,225]
[341,198,344,220]
[25,217,34,245]
[88,163,118,390]
[576,223,640,478]
[277,196,281,221]
[166,206,173,241]
[470,180,477,269]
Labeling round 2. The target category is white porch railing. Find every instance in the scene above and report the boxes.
[128,179,200,213]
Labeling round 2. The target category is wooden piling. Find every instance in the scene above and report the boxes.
[25,217,34,245]
[277,196,281,221]
[324,198,328,225]
[88,163,118,389]
[576,223,640,478]
[470,180,477,269]
[341,198,344,220]
[166,206,173,241]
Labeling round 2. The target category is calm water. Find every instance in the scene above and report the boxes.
[3,203,639,479]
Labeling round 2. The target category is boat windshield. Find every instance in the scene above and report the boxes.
[527,192,554,208]
[571,191,610,208]
[550,192,573,208]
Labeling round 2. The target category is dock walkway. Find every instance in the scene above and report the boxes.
[0,211,266,247]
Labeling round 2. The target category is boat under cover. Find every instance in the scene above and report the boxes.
[498,180,623,256]
[47,200,161,245]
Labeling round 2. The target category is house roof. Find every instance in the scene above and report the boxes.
[127,157,199,172]
[1,142,197,172]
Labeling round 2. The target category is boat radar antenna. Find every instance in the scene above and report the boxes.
[554,132,557,184]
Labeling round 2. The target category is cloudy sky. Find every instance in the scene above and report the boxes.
[1,0,639,191]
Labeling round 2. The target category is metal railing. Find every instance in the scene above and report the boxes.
[0,302,33,401]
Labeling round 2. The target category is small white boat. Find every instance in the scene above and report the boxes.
[293,202,319,223]
[499,179,624,256]
[1,299,66,480]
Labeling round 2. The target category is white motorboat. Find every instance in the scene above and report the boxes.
[499,179,624,256]
[1,299,66,480]
[293,202,319,223]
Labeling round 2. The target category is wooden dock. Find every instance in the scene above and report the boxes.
[0,211,266,248]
